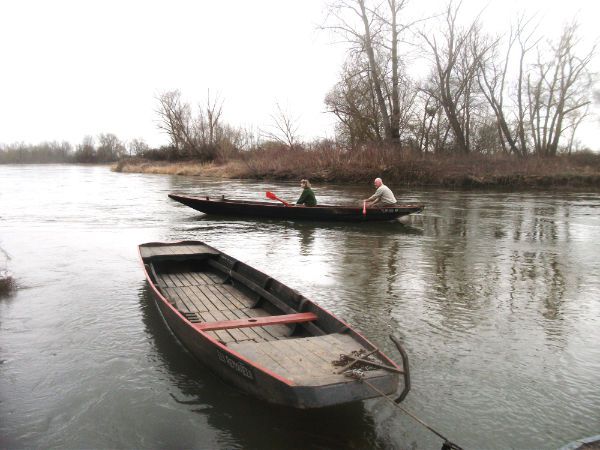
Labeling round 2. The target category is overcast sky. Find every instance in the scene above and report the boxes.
[0,0,598,149]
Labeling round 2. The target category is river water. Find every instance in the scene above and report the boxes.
[0,164,598,450]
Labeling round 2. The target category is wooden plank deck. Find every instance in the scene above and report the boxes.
[152,266,393,385]
[156,269,292,343]
[140,244,219,259]
[228,334,387,385]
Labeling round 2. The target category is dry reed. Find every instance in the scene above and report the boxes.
[115,146,600,188]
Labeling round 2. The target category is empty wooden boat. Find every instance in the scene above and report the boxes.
[139,240,410,408]
[169,193,424,222]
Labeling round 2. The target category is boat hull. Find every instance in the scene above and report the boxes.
[169,194,424,222]
[140,241,405,408]
[153,293,398,407]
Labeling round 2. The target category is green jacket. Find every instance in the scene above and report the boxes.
[296,188,317,207]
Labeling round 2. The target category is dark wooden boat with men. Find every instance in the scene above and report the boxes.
[140,240,410,408]
[169,193,424,222]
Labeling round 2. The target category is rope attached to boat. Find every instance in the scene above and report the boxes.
[334,352,463,450]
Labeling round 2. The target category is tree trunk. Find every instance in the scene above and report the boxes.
[358,0,392,141]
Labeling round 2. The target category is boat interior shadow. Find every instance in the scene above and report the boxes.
[137,283,389,449]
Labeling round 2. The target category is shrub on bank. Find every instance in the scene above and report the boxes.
[115,143,600,188]
[237,144,600,187]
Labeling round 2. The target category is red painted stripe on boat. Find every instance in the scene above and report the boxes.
[194,312,317,331]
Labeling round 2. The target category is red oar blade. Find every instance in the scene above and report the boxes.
[266,191,290,207]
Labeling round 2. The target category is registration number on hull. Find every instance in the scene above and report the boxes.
[217,349,255,381]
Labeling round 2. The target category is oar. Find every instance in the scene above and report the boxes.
[266,191,291,207]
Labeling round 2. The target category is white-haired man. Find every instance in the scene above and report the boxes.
[364,177,397,207]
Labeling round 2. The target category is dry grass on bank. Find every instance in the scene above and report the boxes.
[114,146,600,188]
[113,158,249,178]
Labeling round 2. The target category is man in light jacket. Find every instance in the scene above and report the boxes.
[364,177,397,206]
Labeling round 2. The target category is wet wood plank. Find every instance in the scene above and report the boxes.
[211,284,248,309]
[221,310,261,342]
[197,285,228,311]
[227,334,385,384]
[198,312,235,343]
[209,309,248,342]
[163,287,191,312]
[180,272,197,286]
[140,244,219,259]
[180,286,210,312]
[177,286,206,313]
[167,273,184,287]
[206,285,239,311]
[229,309,274,342]
[158,274,176,288]
[188,272,209,286]
[189,286,220,312]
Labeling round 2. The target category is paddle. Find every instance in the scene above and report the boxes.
[266,191,291,207]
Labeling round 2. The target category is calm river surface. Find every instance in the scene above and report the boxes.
[1,164,599,450]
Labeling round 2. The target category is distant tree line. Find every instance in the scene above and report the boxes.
[0,133,149,164]
[0,141,73,163]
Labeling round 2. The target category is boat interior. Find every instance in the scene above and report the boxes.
[141,243,394,385]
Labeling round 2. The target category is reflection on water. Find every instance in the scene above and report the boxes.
[0,165,599,449]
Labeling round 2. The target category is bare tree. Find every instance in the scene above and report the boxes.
[325,54,385,145]
[128,138,149,156]
[155,90,195,156]
[527,22,595,156]
[420,2,489,154]
[96,133,126,162]
[324,0,415,144]
[262,102,300,149]
[74,135,96,163]
[196,89,224,148]
[412,85,450,153]
[476,26,518,155]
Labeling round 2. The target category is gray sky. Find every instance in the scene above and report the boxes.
[0,0,598,149]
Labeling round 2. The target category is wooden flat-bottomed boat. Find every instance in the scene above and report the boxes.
[169,193,424,222]
[139,240,410,408]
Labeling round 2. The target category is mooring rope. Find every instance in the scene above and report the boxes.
[334,350,463,450]
[356,375,463,450]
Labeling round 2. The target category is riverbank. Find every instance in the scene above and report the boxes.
[113,149,600,188]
